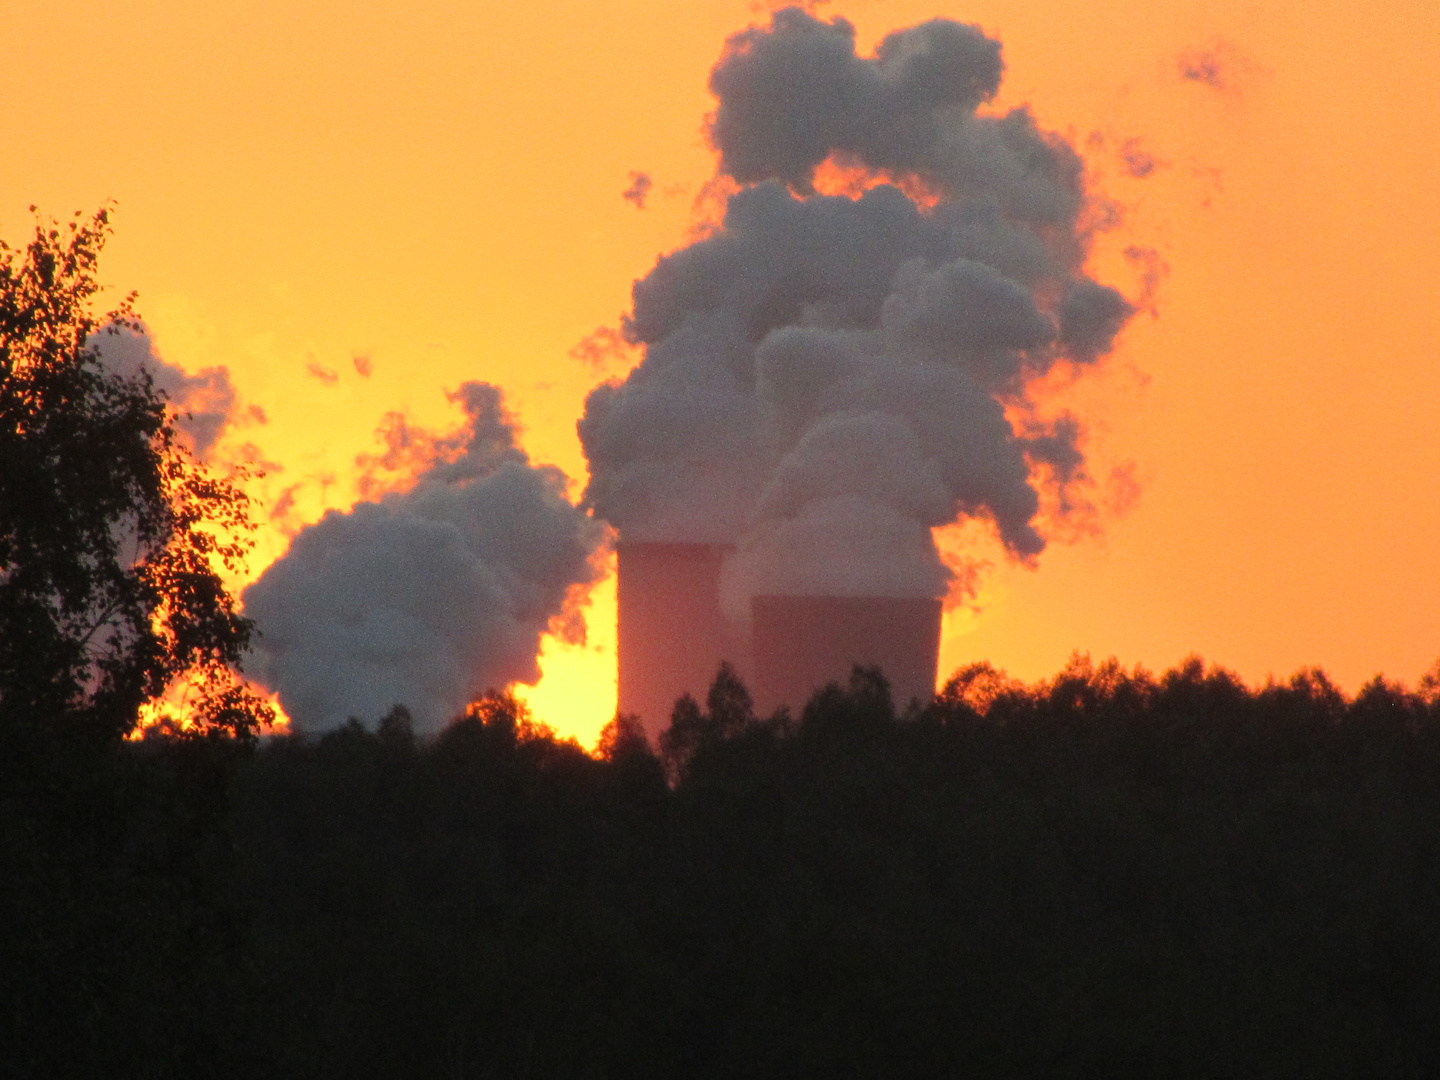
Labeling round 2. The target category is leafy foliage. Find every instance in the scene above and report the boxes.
[0,206,269,741]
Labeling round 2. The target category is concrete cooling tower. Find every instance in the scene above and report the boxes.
[750,595,942,716]
[616,542,738,737]
[615,545,942,733]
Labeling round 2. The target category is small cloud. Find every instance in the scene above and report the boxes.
[248,404,269,425]
[352,354,373,377]
[269,484,300,523]
[569,324,635,369]
[1119,137,1162,179]
[751,0,829,12]
[688,175,741,241]
[306,361,339,384]
[622,171,654,209]
[1179,49,1225,89]
[233,442,283,475]
[1122,245,1170,316]
[1081,131,1166,186]
[1104,463,1142,519]
[1177,39,1263,95]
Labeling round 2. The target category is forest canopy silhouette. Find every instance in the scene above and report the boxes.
[10,618,1440,1074]
[223,659,1440,1078]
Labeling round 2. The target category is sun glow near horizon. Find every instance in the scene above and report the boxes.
[511,574,620,748]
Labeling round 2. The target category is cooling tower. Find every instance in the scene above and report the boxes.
[751,595,942,716]
[616,542,737,737]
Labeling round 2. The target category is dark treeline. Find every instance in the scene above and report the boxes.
[11,656,1440,1077]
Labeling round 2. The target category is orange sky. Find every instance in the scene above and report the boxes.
[4,0,1439,744]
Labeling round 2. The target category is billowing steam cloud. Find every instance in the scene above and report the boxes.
[243,383,604,733]
[579,8,1133,609]
[93,325,239,459]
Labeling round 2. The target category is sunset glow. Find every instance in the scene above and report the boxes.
[7,0,1439,745]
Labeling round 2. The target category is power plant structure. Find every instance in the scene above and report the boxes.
[615,542,738,738]
[615,541,942,735]
[750,594,942,717]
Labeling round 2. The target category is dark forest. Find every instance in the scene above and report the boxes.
[9,657,1440,1078]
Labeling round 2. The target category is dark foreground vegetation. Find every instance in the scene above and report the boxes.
[9,657,1440,1078]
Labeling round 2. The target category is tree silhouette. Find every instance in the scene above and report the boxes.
[660,661,758,781]
[0,206,269,742]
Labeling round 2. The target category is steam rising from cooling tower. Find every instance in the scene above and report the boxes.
[244,383,604,733]
[93,325,239,459]
[582,8,1136,722]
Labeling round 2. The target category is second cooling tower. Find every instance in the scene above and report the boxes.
[616,542,737,737]
[751,595,942,716]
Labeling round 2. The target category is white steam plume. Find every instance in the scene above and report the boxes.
[579,8,1135,608]
[92,325,239,459]
[244,383,604,733]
